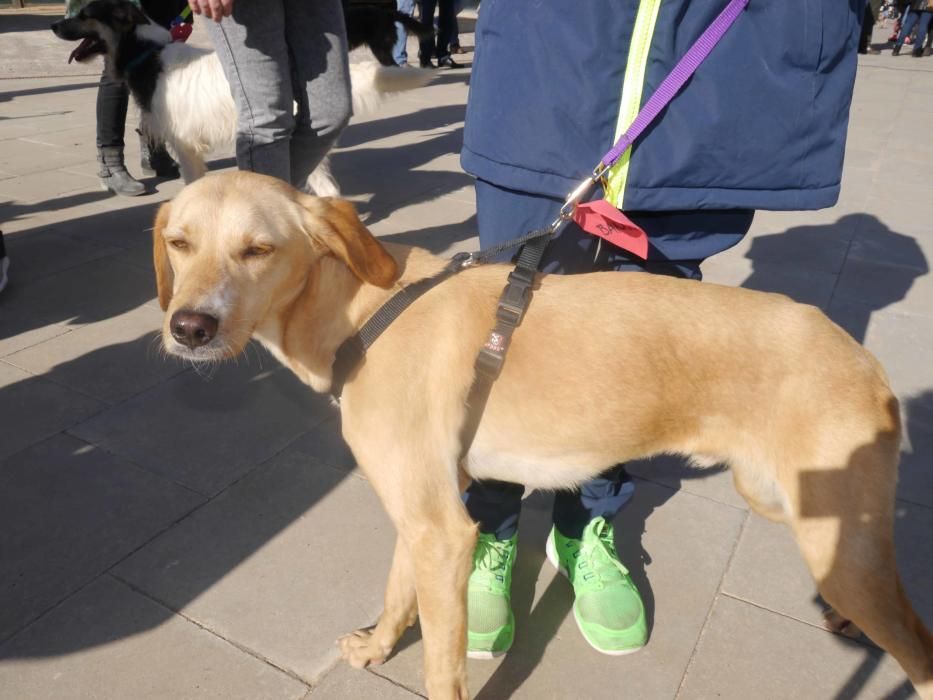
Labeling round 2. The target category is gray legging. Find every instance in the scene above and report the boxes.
[205,0,352,188]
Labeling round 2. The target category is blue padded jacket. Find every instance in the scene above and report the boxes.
[461,0,863,214]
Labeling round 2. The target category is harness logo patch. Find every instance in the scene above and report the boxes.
[485,332,506,353]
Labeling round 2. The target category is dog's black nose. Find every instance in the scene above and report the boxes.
[170,310,219,349]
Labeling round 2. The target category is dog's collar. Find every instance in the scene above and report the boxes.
[330,252,473,400]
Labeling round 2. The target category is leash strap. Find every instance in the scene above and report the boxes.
[599,0,749,170]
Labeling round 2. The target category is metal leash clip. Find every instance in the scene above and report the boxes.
[548,162,611,233]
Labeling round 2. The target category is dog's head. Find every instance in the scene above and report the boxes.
[52,0,152,62]
[153,171,399,363]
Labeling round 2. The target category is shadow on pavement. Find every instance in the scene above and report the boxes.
[339,104,465,148]
[0,201,161,338]
[0,81,100,103]
[0,334,345,655]
[742,213,929,343]
[379,213,477,252]
[0,13,58,34]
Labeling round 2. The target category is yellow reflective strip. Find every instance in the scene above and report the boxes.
[604,0,663,209]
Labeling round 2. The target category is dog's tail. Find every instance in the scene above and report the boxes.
[348,61,434,116]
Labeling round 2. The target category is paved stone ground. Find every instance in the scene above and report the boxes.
[1,12,932,700]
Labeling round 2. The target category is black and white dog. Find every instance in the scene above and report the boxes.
[52,0,434,195]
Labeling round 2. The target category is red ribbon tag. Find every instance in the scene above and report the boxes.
[170,22,193,42]
[572,199,649,260]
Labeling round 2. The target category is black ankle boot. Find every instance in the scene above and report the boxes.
[98,146,146,197]
[139,131,180,179]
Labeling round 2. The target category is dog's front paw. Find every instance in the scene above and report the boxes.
[337,628,389,669]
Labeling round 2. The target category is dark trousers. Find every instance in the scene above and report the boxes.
[96,72,130,150]
[859,3,877,52]
[465,467,636,541]
[419,0,454,61]
[95,1,187,151]
[463,179,713,541]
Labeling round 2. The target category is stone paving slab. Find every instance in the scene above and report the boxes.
[113,450,396,685]
[678,595,916,700]
[309,665,421,699]
[0,359,103,460]
[0,433,204,642]
[0,575,309,700]
[4,304,185,404]
[70,359,333,497]
[722,501,933,633]
[371,482,746,698]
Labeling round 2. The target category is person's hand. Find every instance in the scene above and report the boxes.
[189,0,233,22]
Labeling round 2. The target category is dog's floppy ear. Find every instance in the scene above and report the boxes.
[297,194,399,288]
[152,202,174,311]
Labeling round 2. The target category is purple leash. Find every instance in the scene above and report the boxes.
[600,0,750,169]
[551,0,750,229]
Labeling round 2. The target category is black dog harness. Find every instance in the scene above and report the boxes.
[329,229,552,458]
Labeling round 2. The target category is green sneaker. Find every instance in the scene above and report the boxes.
[467,533,517,659]
[546,517,647,655]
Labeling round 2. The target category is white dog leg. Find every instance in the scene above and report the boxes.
[306,156,341,197]
[172,143,208,183]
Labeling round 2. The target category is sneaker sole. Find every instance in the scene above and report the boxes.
[545,535,643,657]
[467,648,508,660]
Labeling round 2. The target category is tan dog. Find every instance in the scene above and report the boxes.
[154,172,933,700]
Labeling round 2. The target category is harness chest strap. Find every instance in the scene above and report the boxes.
[330,252,474,399]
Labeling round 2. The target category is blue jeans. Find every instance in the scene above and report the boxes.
[897,8,932,48]
[393,0,415,65]
[205,0,351,187]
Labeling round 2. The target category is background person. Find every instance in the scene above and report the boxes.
[190,0,353,189]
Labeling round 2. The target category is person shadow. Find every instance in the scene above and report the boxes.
[740,213,929,343]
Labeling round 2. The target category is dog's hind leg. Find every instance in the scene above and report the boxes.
[338,536,418,668]
[782,432,933,698]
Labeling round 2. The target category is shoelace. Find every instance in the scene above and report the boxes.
[474,536,510,573]
[574,520,631,591]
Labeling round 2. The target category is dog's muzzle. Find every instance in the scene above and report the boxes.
[170,310,219,349]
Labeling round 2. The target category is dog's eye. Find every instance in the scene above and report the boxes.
[169,239,189,251]
[242,245,274,259]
